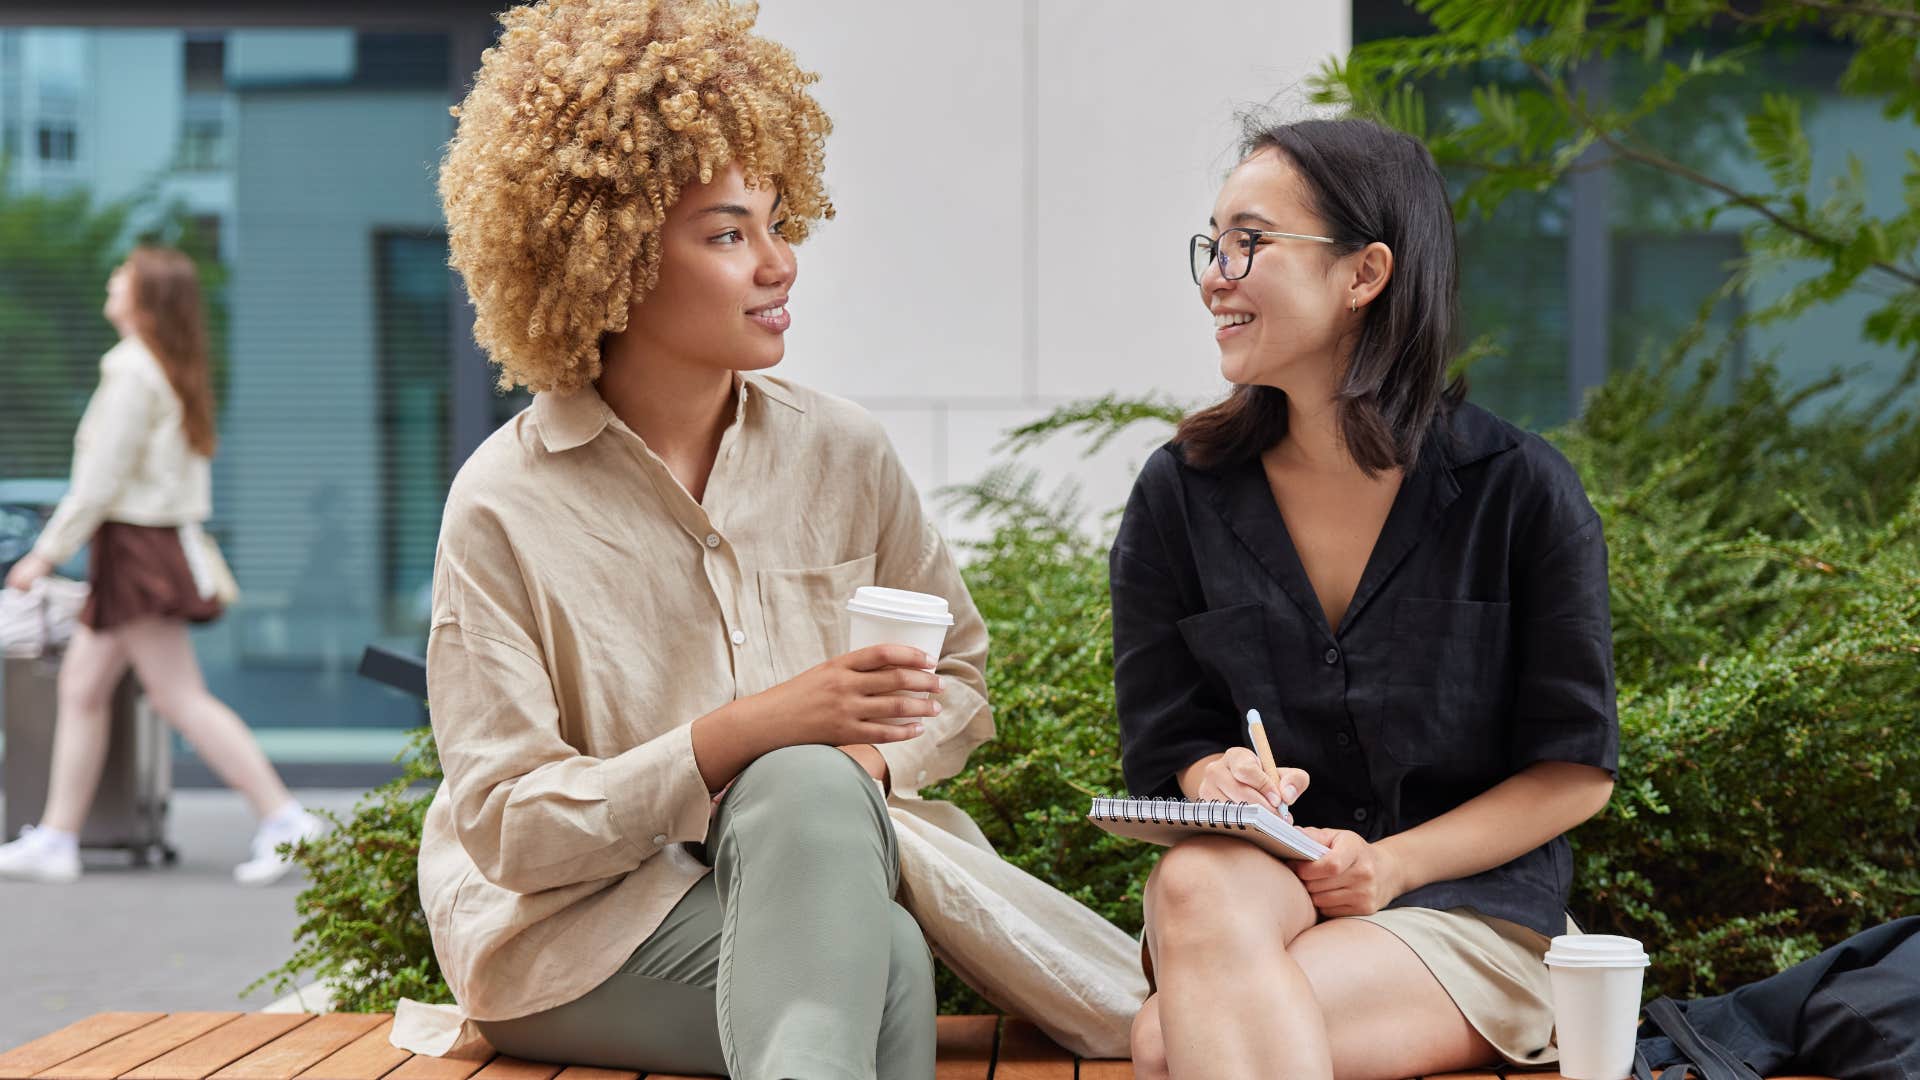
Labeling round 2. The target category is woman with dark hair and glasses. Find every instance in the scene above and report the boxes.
[1110,117,1619,1077]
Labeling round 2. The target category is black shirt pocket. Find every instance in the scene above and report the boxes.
[1175,602,1270,716]
[1380,598,1513,770]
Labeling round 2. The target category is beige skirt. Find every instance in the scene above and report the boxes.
[1353,905,1574,1067]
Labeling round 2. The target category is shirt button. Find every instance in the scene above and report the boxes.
[1336,732,1352,747]
[704,533,721,548]
[729,629,746,646]
[1352,807,1369,823]
[1324,647,1340,665]
[651,834,667,845]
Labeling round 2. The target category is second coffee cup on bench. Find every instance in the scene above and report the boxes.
[846,586,953,710]
[1545,933,1650,1080]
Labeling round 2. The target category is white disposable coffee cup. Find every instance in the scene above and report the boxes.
[1545,934,1650,1080]
[846,586,953,713]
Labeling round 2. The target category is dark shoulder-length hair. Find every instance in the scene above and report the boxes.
[1175,116,1466,475]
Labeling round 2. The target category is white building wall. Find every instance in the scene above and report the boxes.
[754,0,1351,538]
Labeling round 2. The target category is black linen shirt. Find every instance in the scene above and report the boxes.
[1108,401,1618,938]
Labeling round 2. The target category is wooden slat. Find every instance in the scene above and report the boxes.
[210,1016,389,1080]
[934,1015,997,1080]
[549,1069,636,1080]
[989,1020,1073,1080]
[377,1052,493,1080]
[0,1015,167,1080]
[1074,1061,1134,1080]
[295,1018,408,1080]
[464,1059,559,1080]
[36,1015,242,1080]
[126,1016,315,1080]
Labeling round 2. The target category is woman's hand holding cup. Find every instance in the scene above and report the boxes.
[763,644,942,749]
[692,644,939,794]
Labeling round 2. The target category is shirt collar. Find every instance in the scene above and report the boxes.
[1189,400,1519,638]
[1430,400,1519,472]
[533,371,804,454]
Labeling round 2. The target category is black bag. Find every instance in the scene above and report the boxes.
[1632,917,1920,1080]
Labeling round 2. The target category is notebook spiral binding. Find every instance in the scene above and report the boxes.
[1090,796,1258,831]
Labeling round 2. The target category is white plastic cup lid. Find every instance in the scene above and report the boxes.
[847,586,955,627]
[1544,934,1651,968]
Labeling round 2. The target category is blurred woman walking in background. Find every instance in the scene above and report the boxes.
[0,245,321,886]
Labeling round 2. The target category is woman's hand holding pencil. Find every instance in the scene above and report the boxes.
[1180,708,1310,819]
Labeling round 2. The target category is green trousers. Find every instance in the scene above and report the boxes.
[474,745,937,1080]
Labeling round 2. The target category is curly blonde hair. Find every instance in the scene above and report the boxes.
[440,0,833,393]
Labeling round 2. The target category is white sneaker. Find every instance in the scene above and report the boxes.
[0,826,82,884]
[233,810,326,886]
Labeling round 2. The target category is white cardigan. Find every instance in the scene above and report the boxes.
[33,336,212,566]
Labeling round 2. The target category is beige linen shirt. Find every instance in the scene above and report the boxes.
[35,337,213,565]
[419,373,993,1021]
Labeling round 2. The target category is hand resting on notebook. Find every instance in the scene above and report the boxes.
[1290,827,1406,917]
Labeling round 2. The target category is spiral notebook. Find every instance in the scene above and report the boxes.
[1086,796,1329,861]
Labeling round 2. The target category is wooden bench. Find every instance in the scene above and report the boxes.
[1,1012,1840,1080]
[1,1013,1114,1080]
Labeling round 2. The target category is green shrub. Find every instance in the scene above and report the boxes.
[248,728,444,1012]
[261,360,1920,1010]
[1555,356,1920,995]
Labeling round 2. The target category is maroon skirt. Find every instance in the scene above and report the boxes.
[81,522,224,630]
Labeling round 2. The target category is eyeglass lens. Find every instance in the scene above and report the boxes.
[1190,229,1257,284]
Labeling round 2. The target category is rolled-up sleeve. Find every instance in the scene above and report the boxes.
[34,367,154,566]
[1110,461,1239,798]
[1509,511,1619,775]
[867,436,993,794]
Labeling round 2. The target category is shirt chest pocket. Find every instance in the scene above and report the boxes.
[1380,598,1514,768]
[1174,602,1272,715]
[755,553,878,684]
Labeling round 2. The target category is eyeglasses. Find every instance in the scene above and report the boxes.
[1190,227,1337,285]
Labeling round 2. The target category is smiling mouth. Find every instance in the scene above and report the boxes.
[747,302,790,333]
[1214,312,1255,339]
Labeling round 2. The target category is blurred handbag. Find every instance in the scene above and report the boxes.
[0,576,88,656]
[177,522,240,607]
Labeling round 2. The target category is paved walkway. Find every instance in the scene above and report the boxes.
[0,789,363,1049]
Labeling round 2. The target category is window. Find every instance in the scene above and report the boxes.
[179,96,226,171]
[35,122,73,161]
[184,36,225,93]
[375,231,451,639]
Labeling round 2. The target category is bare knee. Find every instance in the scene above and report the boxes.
[1145,837,1313,950]
[56,670,119,717]
[1130,996,1169,1080]
[146,688,209,728]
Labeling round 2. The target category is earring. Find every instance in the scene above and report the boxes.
[1350,296,1357,313]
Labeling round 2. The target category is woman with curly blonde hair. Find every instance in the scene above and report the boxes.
[418,2,992,1076]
